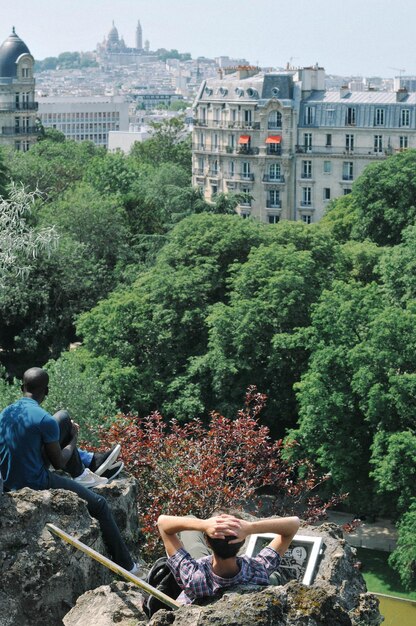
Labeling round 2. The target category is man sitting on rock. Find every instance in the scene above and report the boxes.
[0,366,140,575]
[157,511,300,604]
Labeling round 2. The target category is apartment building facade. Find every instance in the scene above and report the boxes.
[0,28,38,152]
[192,66,416,223]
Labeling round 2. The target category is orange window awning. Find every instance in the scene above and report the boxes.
[266,135,282,144]
[238,135,251,144]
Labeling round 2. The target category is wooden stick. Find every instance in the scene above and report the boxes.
[46,523,180,610]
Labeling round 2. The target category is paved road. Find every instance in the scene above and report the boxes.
[326,511,397,552]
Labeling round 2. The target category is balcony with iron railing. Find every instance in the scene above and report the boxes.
[237,173,255,181]
[0,102,38,112]
[237,146,260,155]
[262,174,285,184]
[266,200,282,209]
[265,146,282,156]
[1,126,39,136]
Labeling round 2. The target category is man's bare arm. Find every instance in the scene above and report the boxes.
[157,514,241,557]
[230,516,301,556]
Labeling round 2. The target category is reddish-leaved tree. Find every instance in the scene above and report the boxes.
[93,387,342,555]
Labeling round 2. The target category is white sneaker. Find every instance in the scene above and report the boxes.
[74,468,108,488]
[94,444,122,476]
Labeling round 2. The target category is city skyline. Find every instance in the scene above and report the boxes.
[2,0,412,78]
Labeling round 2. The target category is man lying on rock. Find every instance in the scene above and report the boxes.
[157,511,300,604]
[0,366,141,575]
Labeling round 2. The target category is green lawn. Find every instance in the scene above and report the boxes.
[356,548,416,601]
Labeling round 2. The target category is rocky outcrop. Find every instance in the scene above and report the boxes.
[63,523,383,626]
[0,476,140,626]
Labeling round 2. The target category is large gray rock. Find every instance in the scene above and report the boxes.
[0,476,140,626]
[63,523,383,626]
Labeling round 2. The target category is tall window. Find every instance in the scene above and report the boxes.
[374,135,383,153]
[400,136,409,150]
[302,187,312,206]
[323,160,332,174]
[374,108,385,126]
[197,156,204,173]
[244,109,252,126]
[302,214,312,224]
[268,189,280,207]
[242,161,251,179]
[323,187,331,201]
[304,133,312,152]
[212,133,218,149]
[346,107,356,125]
[400,109,410,127]
[268,214,280,224]
[326,133,332,147]
[269,163,281,180]
[345,134,354,151]
[199,132,204,148]
[229,160,235,176]
[268,110,282,129]
[302,160,312,179]
[304,106,315,125]
[342,161,353,180]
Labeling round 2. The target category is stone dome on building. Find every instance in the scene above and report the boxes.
[108,22,119,44]
[0,27,31,78]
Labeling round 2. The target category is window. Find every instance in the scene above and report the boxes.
[323,187,331,201]
[211,159,218,175]
[400,136,409,150]
[346,107,356,126]
[304,106,315,125]
[345,134,354,152]
[211,184,218,197]
[374,108,385,126]
[21,66,31,78]
[343,188,352,195]
[342,161,353,180]
[242,161,251,179]
[268,189,280,208]
[268,110,282,129]
[197,157,204,174]
[302,214,312,224]
[302,187,312,206]
[323,160,332,174]
[325,133,332,147]
[304,133,312,152]
[212,133,218,149]
[244,109,252,126]
[302,160,312,179]
[229,134,235,149]
[268,214,280,224]
[374,135,383,153]
[199,132,204,148]
[400,109,410,127]
[269,163,281,180]
[15,140,21,151]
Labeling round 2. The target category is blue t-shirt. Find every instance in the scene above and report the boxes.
[0,397,59,490]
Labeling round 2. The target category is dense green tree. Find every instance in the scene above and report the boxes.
[8,138,100,200]
[389,499,416,591]
[0,147,10,197]
[76,214,269,416]
[324,150,416,246]
[130,117,191,171]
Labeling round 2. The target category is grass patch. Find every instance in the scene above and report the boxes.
[356,548,416,601]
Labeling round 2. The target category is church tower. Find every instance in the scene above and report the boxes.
[135,20,143,51]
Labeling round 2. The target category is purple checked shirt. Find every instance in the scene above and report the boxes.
[167,546,281,605]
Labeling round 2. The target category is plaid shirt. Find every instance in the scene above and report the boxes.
[167,546,281,605]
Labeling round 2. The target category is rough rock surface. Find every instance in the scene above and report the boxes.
[0,475,140,626]
[63,523,383,626]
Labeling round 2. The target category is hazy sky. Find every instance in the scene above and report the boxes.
[1,0,411,77]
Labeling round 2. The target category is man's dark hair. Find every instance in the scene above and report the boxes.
[205,507,245,559]
[22,367,49,394]
[205,535,245,559]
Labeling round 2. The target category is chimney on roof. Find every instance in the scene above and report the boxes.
[396,87,408,102]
